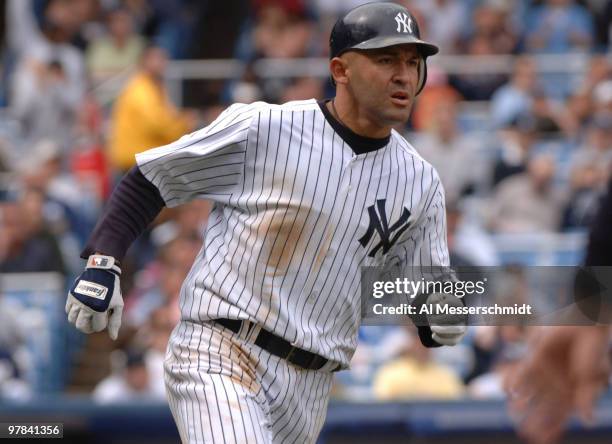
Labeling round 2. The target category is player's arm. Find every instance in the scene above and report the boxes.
[66,166,166,339]
[66,102,259,339]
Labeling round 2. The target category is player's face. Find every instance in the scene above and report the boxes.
[345,45,421,128]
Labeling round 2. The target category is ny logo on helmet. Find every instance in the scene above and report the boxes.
[395,12,413,34]
[359,199,412,257]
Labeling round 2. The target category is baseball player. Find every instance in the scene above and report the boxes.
[66,3,466,443]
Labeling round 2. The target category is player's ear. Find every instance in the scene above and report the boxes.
[330,56,349,85]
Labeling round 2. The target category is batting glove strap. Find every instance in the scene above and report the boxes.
[86,254,121,275]
[70,255,121,312]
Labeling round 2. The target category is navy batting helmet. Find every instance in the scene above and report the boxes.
[329,2,439,94]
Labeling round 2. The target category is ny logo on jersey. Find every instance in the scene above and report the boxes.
[359,199,412,257]
[394,12,413,34]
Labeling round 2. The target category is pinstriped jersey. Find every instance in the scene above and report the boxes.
[136,99,449,367]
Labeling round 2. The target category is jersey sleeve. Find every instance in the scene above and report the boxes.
[135,102,259,207]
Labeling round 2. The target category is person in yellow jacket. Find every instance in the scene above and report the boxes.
[373,330,465,400]
[108,45,196,173]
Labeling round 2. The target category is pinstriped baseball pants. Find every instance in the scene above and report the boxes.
[164,320,335,443]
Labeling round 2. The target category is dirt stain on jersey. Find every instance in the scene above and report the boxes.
[257,203,314,276]
[227,338,261,394]
[312,227,333,271]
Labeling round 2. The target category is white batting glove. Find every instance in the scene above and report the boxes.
[425,292,467,346]
[66,254,124,340]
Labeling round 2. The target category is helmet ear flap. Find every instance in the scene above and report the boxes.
[416,56,428,95]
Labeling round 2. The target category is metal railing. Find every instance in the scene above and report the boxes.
[164,52,612,105]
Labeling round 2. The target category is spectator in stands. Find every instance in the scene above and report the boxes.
[7,0,85,149]
[70,92,113,202]
[489,154,566,233]
[17,139,99,247]
[464,325,498,384]
[108,45,196,174]
[490,56,539,128]
[593,79,612,113]
[0,190,66,275]
[465,267,529,383]
[373,329,465,400]
[458,0,518,55]
[414,95,486,203]
[232,0,317,103]
[411,0,468,54]
[251,0,314,59]
[468,325,527,399]
[562,91,594,137]
[573,112,612,180]
[229,64,263,105]
[492,113,537,186]
[311,0,366,55]
[560,56,610,136]
[118,0,152,34]
[280,77,324,103]
[524,0,594,53]
[562,161,605,230]
[11,58,80,150]
[0,350,31,401]
[145,0,201,60]
[125,235,201,328]
[411,66,462,131]
[93,346,164,403]
[579,55,611,96]
[447,203,475,267]
[562,112,612,229]
[86,7,145,101]
[530,88,565,134]
[0,292,31,401]
[452,0,518,101]
[451,13,510,101]
[447,202,499,267]
[6,0,86,67]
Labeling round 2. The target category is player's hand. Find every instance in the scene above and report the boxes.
[425,293,467,346]
[65,254,124,340]
[505,326,610,444]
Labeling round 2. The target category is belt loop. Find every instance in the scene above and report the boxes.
[246,323,262,342]
[321,359,341,373]
[237,320,252,340]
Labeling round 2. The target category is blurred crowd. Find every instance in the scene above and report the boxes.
[0,0,610,402]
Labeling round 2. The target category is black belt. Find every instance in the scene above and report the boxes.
[214,318,339,372]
